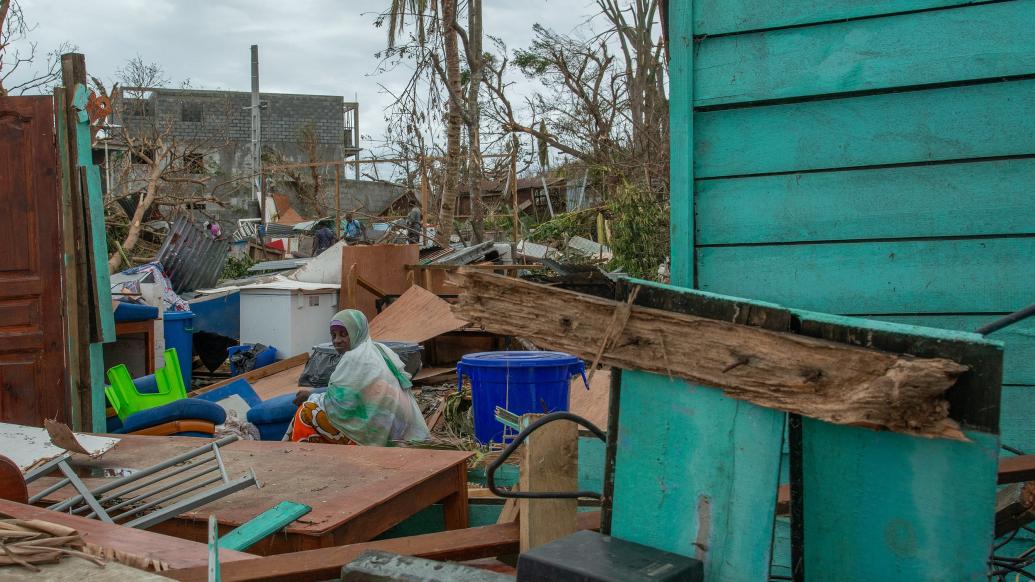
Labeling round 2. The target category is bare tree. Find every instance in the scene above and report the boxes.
[0,0,73,96]
[95,58,231,271]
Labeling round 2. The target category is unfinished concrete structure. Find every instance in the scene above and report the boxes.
[112,88,359,223]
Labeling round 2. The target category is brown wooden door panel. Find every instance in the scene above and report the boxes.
[0,97,68,425]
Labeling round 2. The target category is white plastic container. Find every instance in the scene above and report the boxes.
[239,283,339,359]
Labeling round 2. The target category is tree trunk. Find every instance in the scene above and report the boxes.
[465,0,485,243]
[108,144,166,272]
[437,0,463,241]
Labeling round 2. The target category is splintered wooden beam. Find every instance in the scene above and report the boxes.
[452,271,969,440]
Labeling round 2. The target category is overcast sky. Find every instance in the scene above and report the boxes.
[15,0,597,155]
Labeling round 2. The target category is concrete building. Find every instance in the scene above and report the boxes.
[112,87,359,224]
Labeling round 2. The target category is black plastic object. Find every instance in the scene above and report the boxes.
[298,342,424,387]
[517,530,704,582]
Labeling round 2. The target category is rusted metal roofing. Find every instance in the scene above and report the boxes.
[156,216,230,293]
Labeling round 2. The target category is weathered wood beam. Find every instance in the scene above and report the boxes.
[166,512,601,582]
[452,271,968,440]
[188,352,310,398]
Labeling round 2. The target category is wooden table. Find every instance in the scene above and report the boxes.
[29,435,472,555]
[114,319,157,374]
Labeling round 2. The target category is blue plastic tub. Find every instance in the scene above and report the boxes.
[458,351,588,444]
[163,311,195,388]
[227,344,278,375]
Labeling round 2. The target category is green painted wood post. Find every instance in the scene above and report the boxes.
[71,84,116,432]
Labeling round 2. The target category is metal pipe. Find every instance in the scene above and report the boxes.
[49,436,238,512]
[90,456,216,507]
[28,477,71,505]
[125,471,258,530]
[977,302,1035,336]
[112,475,223,523]
[79,465,220,519]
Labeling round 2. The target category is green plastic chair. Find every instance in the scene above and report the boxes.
[105,348,188,420]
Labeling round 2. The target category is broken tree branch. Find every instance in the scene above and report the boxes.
[451,271,969,440]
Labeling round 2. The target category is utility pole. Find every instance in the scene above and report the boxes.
[249,44,266,255]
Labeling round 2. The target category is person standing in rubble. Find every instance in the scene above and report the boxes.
[343,213,367,242]
[288,309,429,446]
[405,205,422,245]
[313,223,335,255]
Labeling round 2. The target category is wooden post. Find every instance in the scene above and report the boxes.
[519,413,578,552]
[510,135,520,243]
[335,165,342,237]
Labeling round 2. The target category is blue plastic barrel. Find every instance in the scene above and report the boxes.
[163,311,195,388]
[458,351,588,444]
[227,344,278,375]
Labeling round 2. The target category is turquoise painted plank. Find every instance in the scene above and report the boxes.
[801,421,998,581]
[577,435,605,493]
[218,501,311,551]
[868,315,1035,385]
[668,0,694,287]
[72,85,115,344]
[612,370,785,581]
[698,237,1035,315]
[1000,386,1035,453]
[694,78,1035,178]
[693,0,978,36]
[694,1,1035,106]
[89,344,106,432]
[770,516,792,579]
[695,159,1035,245]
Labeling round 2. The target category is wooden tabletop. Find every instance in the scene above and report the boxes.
[30,435,473,554]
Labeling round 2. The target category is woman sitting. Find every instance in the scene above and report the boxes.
[288,309,429,446]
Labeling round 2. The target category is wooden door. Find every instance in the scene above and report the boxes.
[0,97,68,425]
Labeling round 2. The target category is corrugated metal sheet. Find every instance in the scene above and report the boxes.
[156,216,230,294]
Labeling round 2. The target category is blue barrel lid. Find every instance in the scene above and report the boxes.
[164,310,195,320]
[459,351,582,368]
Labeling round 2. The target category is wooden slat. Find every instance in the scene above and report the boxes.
[699,237,1035,315]
[694,78,1035,178]
[613,370,786,581]
[999,454,1035,484]
[519,413,578,551]
[0,499,256,571]
[1001,386,1035,453]
[669,0,694,286]
[693,0,980,37]
[802,421,998,579]
[189,352,309,398]
[166,511,602,582]
[453,271,970,439]
[694,1,1035,106]
[695,159,1035,245]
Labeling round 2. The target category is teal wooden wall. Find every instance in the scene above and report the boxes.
[651,0,1027,579]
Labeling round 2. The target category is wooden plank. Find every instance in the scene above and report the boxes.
[669,0,694,286]
[1001,386,1035,453]
[248,364,306,401]
[999,454,1035,484]
[340,244,420,321]
[369,285,468,344]
[801,421,998,580]
[166,511,602,582]
[355,275,387,299]
[519,413,578,552]
[693,0,976,36]
[30,435,472,555]
[189,352,309,398]
[698,237,1035,315]
[0,499,257,571]
[613,370,786,581]
[694,78,1035,178]
[218,501,312,552]
[453,271,970,439]
[694,1,1035,106]
[867,315,1035,385]
[695,159,1035,245]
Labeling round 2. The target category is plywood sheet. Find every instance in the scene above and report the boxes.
[369,285,468,344]
[0,422,119,471]
[568,369,610,430]
[340,244,420,320]
[249,364,306,400]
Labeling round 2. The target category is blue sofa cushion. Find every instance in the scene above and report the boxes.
[246,393,298,425]
[116,398,227,434]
